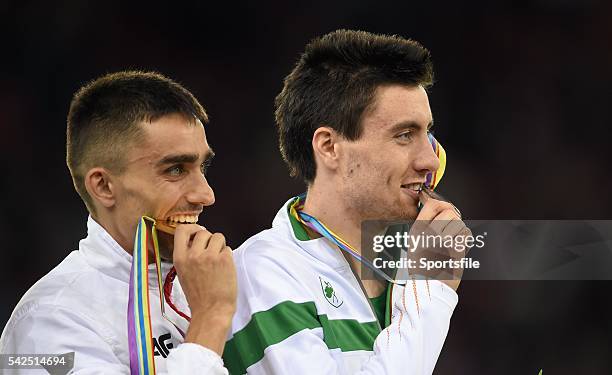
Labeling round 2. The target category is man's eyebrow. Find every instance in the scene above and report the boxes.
[156,149,215,167]
[388,120,434,133]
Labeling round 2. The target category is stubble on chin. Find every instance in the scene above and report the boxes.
[379,202,418,222]
[346,182,417,221]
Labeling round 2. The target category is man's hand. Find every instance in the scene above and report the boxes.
[173,224,237,355]
[411,189,472,291]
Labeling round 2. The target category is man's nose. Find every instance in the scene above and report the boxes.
[187,174,215,206]
[414,134,440,175]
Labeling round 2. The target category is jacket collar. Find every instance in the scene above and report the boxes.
[79,216,173,288]
[272,197,351,272]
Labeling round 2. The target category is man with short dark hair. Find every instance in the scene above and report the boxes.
[1,71,235,374]
[224,30,466,374]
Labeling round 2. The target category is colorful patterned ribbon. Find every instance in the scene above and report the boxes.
[128,217,158,375]
[291,197,401,284]
[127,217,189,375]
[425,133,446,190]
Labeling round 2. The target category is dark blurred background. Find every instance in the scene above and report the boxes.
[1,0,611,373]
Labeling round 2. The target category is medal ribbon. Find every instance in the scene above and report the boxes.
[425,133,446,190]
[127,218,157,375]
[290,197,401,284]
[127,217,190,375]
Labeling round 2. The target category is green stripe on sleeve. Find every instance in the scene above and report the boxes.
[223,300,380,374]
[319,314,379,352]
[223,301,321,374]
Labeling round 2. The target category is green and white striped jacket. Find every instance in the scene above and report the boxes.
[223,197,458,374]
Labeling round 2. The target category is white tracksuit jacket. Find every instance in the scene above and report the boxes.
[224,197,458,374]
[0,216,228,374]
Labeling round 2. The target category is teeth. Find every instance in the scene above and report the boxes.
[166,214,198,224]
[403,183,422,191]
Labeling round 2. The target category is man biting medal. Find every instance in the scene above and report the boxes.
[0,71,235,374]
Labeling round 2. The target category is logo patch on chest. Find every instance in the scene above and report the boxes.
[153,333,175,358]
[319,276,344,308]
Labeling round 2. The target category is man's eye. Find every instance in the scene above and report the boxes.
[167,165,184,176]
[397,131,414,141]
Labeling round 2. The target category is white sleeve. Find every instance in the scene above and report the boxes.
[0,304,129,374]
[357,280,458,375]
[166,343,228,375]
[0,304,228,374]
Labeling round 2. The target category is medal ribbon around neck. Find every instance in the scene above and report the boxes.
[127,216,190,375]
[290,197,399,284]
[290,134,447,285]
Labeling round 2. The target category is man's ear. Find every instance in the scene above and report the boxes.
[84,167,117,209]
[312,126,341,172]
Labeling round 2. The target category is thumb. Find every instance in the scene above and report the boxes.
[419,187,462,219]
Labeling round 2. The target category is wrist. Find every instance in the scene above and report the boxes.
[191,308,233,329]
[185,311,233,356]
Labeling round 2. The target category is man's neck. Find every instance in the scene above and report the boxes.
[302,184,361,252]
[302,183,386,297]
[93,213,173,265]
[90,214,130,251]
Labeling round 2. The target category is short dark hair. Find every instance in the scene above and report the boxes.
[66,70,208,213]
[275,29,434,183]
